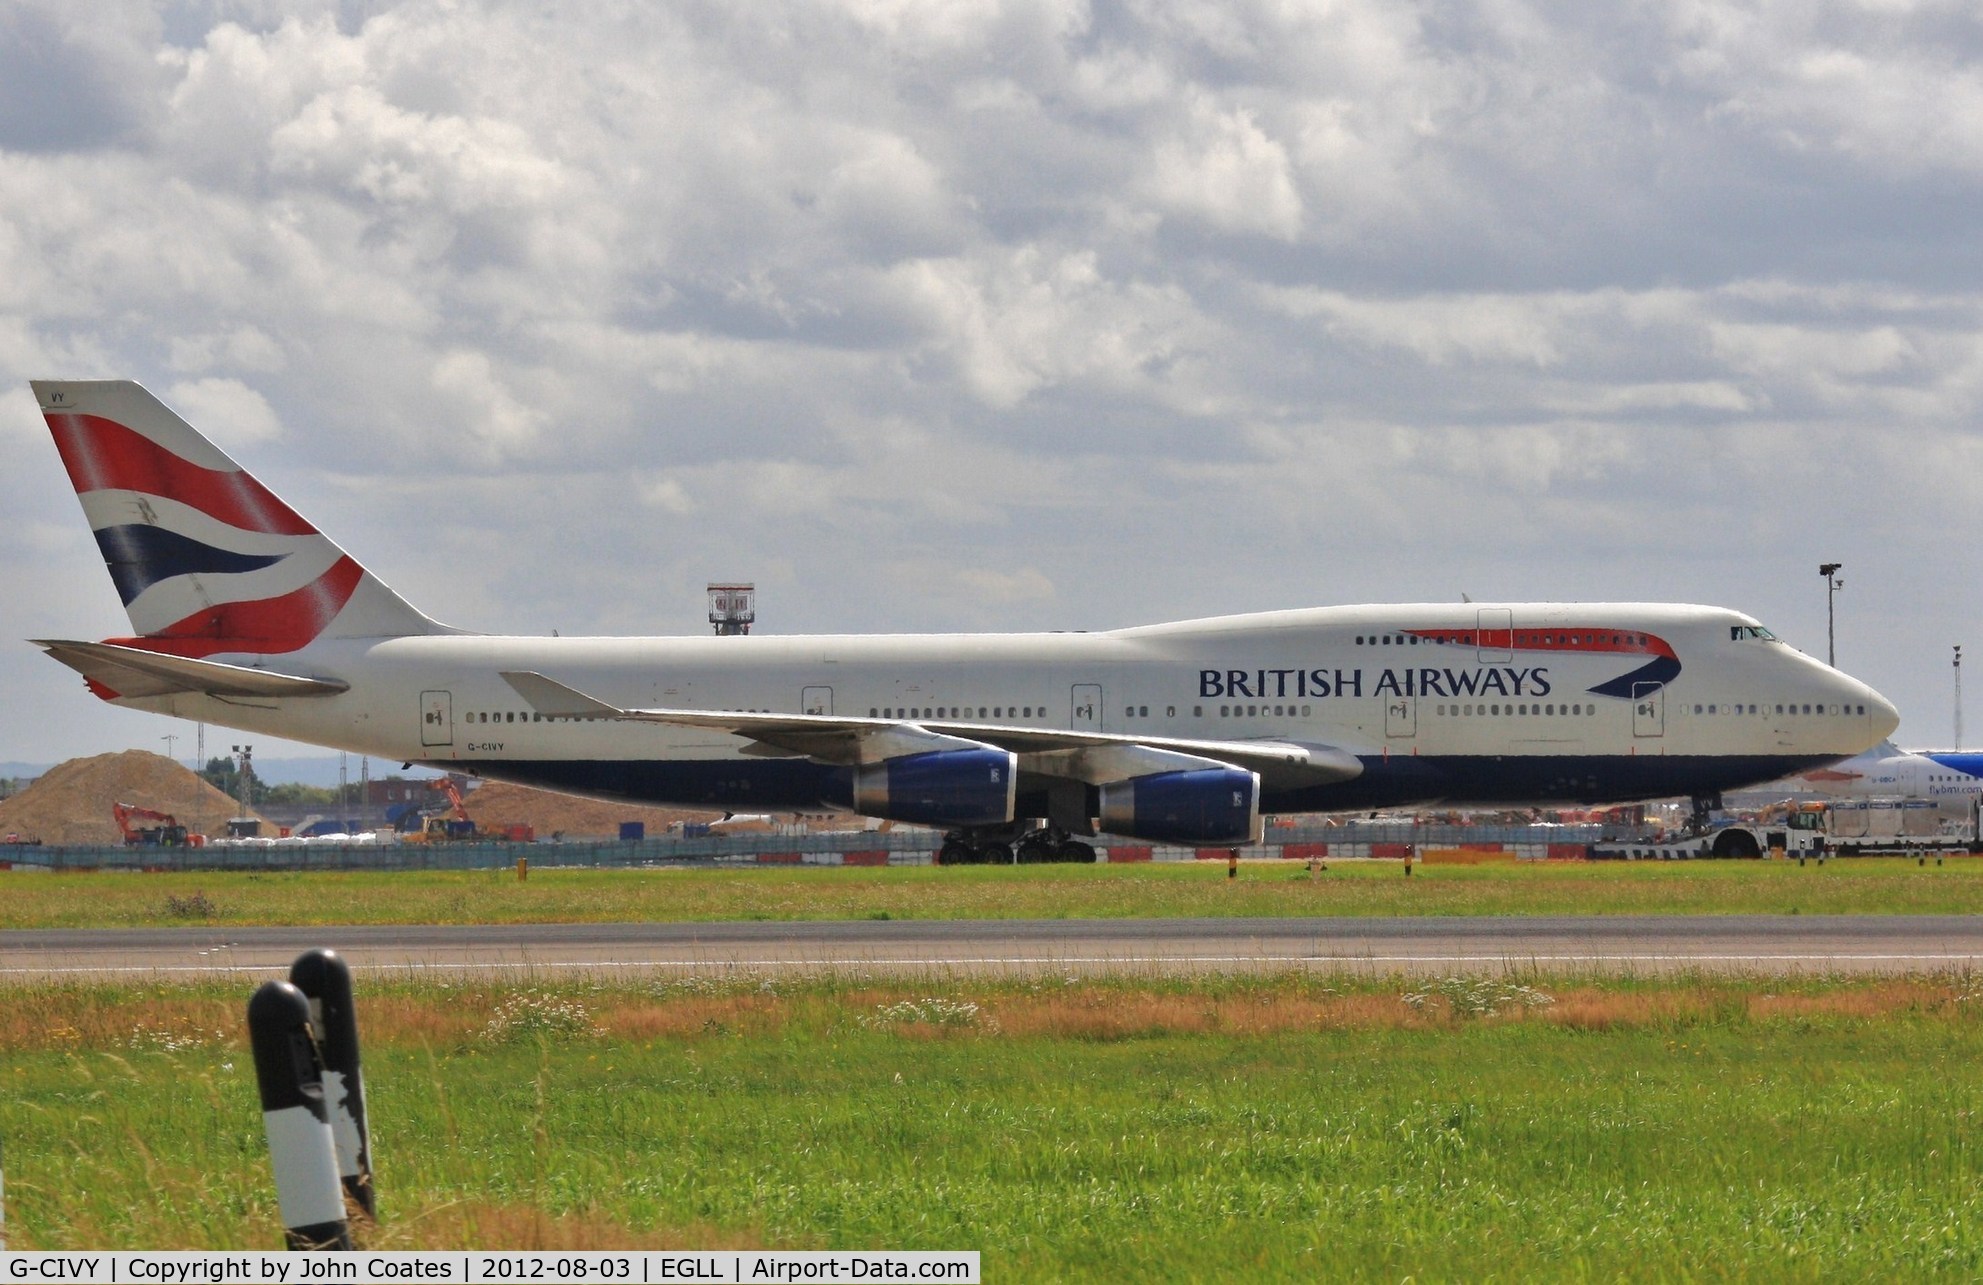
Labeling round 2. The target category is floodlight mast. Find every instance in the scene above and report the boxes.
[1819,563,1843,666]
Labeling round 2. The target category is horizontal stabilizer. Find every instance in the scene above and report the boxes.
[35,639,350,699]
[499,670,1362,783]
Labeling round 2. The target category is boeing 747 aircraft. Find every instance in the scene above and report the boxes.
[27,380,1898,861]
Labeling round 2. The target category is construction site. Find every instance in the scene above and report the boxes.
[0,749,1658,871]
[0,750,749,847]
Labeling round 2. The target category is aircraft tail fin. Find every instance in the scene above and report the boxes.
[32,379,453,657]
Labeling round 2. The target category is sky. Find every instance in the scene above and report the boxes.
[3,0,1982,764]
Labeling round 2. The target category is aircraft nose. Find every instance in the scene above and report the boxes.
[1866,686,1900,742]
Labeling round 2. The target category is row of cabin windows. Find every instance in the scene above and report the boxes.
[1436,703,1593,717]
[463,710,773,725]
[868,706,1044,720]
[1691,703,1867,716]
[1356,632,1651,648]
[460,699,1869,727]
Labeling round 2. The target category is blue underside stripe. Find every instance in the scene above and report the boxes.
[447,753,1840,818]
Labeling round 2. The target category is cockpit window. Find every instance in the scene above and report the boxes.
[1730,625,1778,642]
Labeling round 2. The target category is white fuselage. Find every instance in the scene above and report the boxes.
[115,601,1896,815]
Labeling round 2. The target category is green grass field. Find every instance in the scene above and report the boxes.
[6,973,1983,1277]
[3,857,1982,929]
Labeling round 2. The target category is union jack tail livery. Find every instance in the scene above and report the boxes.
[34,380,447,658]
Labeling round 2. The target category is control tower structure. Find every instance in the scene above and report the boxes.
[708,583,755,636]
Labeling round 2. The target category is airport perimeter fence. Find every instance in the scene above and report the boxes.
[0,820,1648,873]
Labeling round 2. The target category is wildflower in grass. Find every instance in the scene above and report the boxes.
[859,997,984,1029]
[483,989,602,1042]
[1402,977,1554,1018]
[125,1021,230,1053]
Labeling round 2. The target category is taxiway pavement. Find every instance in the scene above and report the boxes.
[5,915,1983,978]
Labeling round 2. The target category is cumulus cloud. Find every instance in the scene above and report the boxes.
[5,0,1983,758]
[164,377,284,446]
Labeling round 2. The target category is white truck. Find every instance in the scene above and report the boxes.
[1596,797,1980,859]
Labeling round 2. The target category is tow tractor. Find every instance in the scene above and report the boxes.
[1596,796,1980,858]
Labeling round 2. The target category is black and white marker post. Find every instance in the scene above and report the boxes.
[247,980,352,1250]
[290,949,374,1219]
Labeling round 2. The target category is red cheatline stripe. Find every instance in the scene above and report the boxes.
[104,557,363,658]
[1406,627,1676,659]
[46,412,317,537]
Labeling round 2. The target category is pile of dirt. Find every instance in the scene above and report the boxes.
[0,750,268,845]
[461,780,723,839]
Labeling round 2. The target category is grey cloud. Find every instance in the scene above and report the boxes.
[0,2,168,153]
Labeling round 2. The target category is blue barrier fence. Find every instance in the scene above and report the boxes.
[0,821,1648,872]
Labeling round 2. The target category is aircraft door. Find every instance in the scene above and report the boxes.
[802,686,833,716]
[1071,684,1103,731]
[1477,608,1514,663]
[421,690,453,747]
[1632,682,1664,738]
[1386,696,1417,738]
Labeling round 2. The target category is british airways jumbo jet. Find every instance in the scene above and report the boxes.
[27,380,1899,861]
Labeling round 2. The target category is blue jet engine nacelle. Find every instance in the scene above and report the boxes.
[1099,767,1261,845]
[852,747,1018,827]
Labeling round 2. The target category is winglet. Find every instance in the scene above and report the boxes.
[500,671,625,719]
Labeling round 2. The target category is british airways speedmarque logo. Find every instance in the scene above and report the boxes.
[1195,626,1680,702]
[1405,626,1680,698]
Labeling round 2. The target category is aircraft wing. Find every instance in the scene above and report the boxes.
[500,670,1363,784]
[34,639,351,700]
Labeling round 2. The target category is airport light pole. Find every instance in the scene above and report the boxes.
[1819,563,1843,666]
[1957,645,1965,752]
[232,744,253,821]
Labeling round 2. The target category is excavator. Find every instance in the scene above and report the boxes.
[399,778,481,844]
[113,802,189,846]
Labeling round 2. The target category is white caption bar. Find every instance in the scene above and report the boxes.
[0,1252,979,1284]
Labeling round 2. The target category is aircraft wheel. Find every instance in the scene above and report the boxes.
[1709,829,1761,859]
[1056,839,1096,863]
[976,841,1013,864]
[1017,833,1063,863]
[937,838,973,866]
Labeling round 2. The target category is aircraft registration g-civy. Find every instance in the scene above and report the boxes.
[28,379,1900,862]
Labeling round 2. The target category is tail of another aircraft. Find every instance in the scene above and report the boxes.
[32,379,451,657]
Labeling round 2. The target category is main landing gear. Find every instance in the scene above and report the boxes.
[937,825,1097,865]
